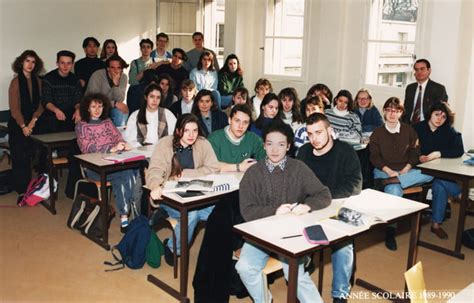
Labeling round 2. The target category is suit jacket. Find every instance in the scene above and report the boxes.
[402,79,448,124]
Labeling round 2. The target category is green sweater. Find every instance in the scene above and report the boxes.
[207,128,265,164]
[217,71,244,96]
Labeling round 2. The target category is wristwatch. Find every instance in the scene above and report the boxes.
[236,163,240,172]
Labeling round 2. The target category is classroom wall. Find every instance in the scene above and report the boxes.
[0,0,156,110]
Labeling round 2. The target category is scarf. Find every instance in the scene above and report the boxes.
[136,107,169,145]
[18,71,40,122]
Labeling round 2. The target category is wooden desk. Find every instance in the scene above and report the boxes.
[234,189,428,303]
[417,157,474,260]
[30,132,76,214]
[74,146,154,250]
[147,173,242,303]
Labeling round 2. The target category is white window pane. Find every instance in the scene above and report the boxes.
[264,38,303,76]
[365,41,415,87]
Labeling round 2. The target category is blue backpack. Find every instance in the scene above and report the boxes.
[105,215,151,270]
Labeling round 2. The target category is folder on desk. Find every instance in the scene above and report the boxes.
[102,152,146,163]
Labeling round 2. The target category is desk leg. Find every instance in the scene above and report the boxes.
[455,180,469,254]
[287,257,298,303]
[418,179,467,260]
[406,212,420,271]
[179,207,190,303]
[41,145,56,215]
[100,172,109,248]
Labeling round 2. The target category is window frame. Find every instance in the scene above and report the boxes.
[262,0,309,81]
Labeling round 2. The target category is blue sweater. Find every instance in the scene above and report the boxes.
[414,121,464,158]
[355,106,383,133]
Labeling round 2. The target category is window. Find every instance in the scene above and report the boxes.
[216,23,225,57]
[365,0,419,87]
[264,0,305,77]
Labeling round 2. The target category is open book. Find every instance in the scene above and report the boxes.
[330,207,384,227]
[321,205,386,237]
[163,179,214,193]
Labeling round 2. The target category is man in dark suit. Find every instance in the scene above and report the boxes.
[403,59,448,124]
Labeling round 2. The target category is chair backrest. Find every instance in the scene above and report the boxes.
[404,261,428,303]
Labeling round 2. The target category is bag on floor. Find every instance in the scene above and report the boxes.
[67,180,115,239]
[104,215,151,271]
[146,232,164,268]
[462,228,474,249]
[17,173,57,207]
[0,169,12,195]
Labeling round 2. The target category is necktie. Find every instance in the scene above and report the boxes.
[411,85,422,124]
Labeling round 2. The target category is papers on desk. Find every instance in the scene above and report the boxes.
[102,151,146,163]
[163,174,241,194]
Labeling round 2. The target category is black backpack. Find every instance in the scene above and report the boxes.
[105,215,151,271]
[462,228,474,249]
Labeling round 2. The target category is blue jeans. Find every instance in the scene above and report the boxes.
[85,168,137,216]
[331,242,354,299]
[211,90,222,110]
[236,242,323,303]
[373,168,433,197]
[110,108,129,127]
[432,179,461,223]
[220,95,233,109]
[161,204,215,255]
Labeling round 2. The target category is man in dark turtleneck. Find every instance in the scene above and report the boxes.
[297,112,362,303]
[74,37,106,91]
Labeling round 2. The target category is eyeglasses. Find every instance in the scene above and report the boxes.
[384,108,401,114]
[358,97,370,101]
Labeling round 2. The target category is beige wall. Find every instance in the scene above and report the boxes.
[0,0,156,110]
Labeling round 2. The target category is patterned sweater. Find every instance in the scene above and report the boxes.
[75,119,123,154]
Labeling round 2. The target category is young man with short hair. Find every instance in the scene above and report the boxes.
[74,37,106,89]
[297,113,362,303]
[86,54,129,126]
[193,104,265,302]
[184,32,219,71]
[151,32,173,62]
[156,48,189,96]
[42,50,83,133]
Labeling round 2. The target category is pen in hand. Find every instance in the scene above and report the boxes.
[290,202,300,211]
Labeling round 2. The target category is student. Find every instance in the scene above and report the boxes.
[150,32,173,62]
[237,121,331,303]
[128,39,158,85]
[249,92,282,138]
[325,90,362,143]
[278,87,304,133]
[191,89,228,137]
[250,78,272,118]
[146,114,220,265]
[169,79,197,120]
[218,54,244,108]
[414,102,464,239]
[155,48,189,97]
[370,97,433,250]
[353,88,383,134]
[184,32,219,71]
[41,50,82,133]
[126,69,160,114]
[297,113,362,303]
[8,50,45,197]
[294,96,326,151]
[189,51,221,109]
[193,104,266,302]
[158,74,178,109]
[87,54,129,127]
[224,87,254,120]
[124,83,177,148]
[99,39,118,61]
[76,93,137,233]
[300,83,333,116]
[74,37,106,89]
